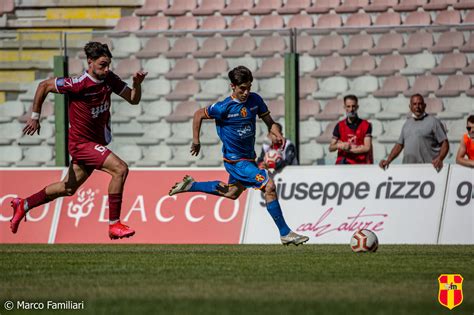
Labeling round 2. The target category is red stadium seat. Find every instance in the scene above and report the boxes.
[423,0,457,10]
[300,100,321,120]
[373,75,409,97]
[425,98,444,115]
[249,0,282,15]
[315,13,342,32]
[221,0,254,15]
[296,35,314,54]
[222,37,256,57]
[165,58,199,80]
[370,55,406,76]
[194,58,228,79]
[315,99,345,121]
[267,99,284,119]
[308,35,344,56]
[336,0,369,13]
[171,16,198,31]
[165,79,200,101]
[431,31,465,53]
[299,76,318,98]
[115,58,141,79]
[166,101,201,122]
[403,11,432,26]
[310,56,346,78]
[371,12,401,31]
[287,14,313,29]
[277,0,310,14]
[307,0,341,13]
[164,0,197,16]
[369,33,404,55]
[403,75,440,97]
[192,0,225,15]
[254,57,284,78]
[462,60,474,74]
[399,32,433,54]
[193,37,227,58]
[251,36,286,57]
[111,16,141,37]
[339,13,372,34]
[341,56,376,77]
[460,33,474,53]
[435,75,471,97]
[197,16,227,35]
[316,121,337,144]
[394,0,428,12]
[228,16,256,35]
[68,58,84,76]
[339,34,374,56]
[164,37,198,58]
[364,0,399,12]
[434,10,461,25]
[141,16,169,34]
[135,0,169,16]
[454,0,474,9]
[136,37,170,58]
[432,53,468,75]
[252,15,285,35]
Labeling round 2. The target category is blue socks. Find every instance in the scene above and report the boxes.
[188,181,222,196]
[266,200,291,236]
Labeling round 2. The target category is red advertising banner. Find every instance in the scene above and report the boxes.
[54,169,247,244]
[0,169,64,243]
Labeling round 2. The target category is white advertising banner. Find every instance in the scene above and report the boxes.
[438,165,473,244]
[242,165,449,244]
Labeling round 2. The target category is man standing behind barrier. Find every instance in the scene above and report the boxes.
[379,94,449,172]
[455,115,474,168]
[329,95,373,164]
[10,42,148,240]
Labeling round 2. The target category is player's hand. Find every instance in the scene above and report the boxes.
[432,157,443,172]
[270,124,284,144]
[190,143,201,156]
[337,142,350,151]
[132,71,148,85]
[23,119,41,136]
[379,159,389,170]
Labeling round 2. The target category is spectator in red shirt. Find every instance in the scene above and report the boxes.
[10,42,147,240]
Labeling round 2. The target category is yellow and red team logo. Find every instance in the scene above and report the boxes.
[240,107,248,118]
[438,274,463,310]
[255,174,265,183]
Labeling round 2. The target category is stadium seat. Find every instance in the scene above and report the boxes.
[462,60,474,74]
[166,145,200,167]
[166,120,193,145]
[164,37,198,58]
[111,16,141,37]
[369,33,404,55]
[399,32,433,54]
[135,0,169,16]
[192,0,225,16]
[194,58,228,79]
[266,99,284,120]
[286,14,313,29]
[373,75,409,97]
[195,144,224,167]
[136,121,171,144]
[16,146,54,167]
[371,12,402,31]
[460,34,474,53]
[370,55,406,76]
[166,79,200,101]
[364,0,399,12]
[339,34,374,55]
[423,0,457,11]
[143,57,171,78]
[339,13,372,34]
[197,16,227,35]
[141,79,171,100]
[137,100,172,123]
[425,97,444,115]
[400,52,436,75]
[135,144,173,167]
[437,97,472,119]
[111,144,142,165]
[300,120,322,142]
[193,37,227,58]
[228,16,256,35]
[164,0,197,16]
[372,141,387,162]
[432,53,468,75]
[315,99,345,120]
[404,75,440,97]
[394,0,428,12]
[0,0,14,15]
[171,16,198,32]
[314,13,342,33]
[0,101,24,123]
[358,97,381,117]
[166,101,200,123]
[258,77,284,99]
[346,75,379,98]
[300,99,321,120]
[308,35,344,56]
[140,16,169,34]
[315,121,338,144]
[136,37,170,58]
[113,100,142,119]
[254,57,284,79]
[227,57,258,72]
[299,76,318,98]
[335,0,369,13]
[462,11,474,28]
[434,10,462,25]
[375,96,410,120]
[403,11,432,26]
[454,0,474,9]
[199,121,220,145]
[296,35,314,54]
[165,58,199,80]
[221,0,254,15]
[251,36,286,57]
[341,56,376,77]
[68,58,85,76]
[0,122,22,144]
[431,31,465,53]
[435,75,471,97]
[313,77,348,99]
[378,119,405,143]
[114,58,141,79]
[222,36,256,57]
[299,55,316,75]
[18,120,54,145]
[0,145,22,167]
[299,141,324,165]
[111,37,141,58]
[195,78,230,101]
[445,119,467,141]
[252,15,285,35]
[278,0,310,14]
[307,0,341,13]
[249,0,282,15]
[20,101,54,123]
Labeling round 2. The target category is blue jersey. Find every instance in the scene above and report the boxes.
[205,93,270,162]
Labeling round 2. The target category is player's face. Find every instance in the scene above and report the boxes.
[89,56,111,80]
[467,121,474,138]
[231,82,252,102]
[409,96,426,118]
[344,99,358,118]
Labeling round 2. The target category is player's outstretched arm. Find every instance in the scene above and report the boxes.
[120,71,147,105]
[191,108,211,156]
[24,78,57,136]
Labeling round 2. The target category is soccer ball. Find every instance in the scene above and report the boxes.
[350,229,379,253]
[264,149,282,169]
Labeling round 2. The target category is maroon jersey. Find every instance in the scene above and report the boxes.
[55,71,127,145]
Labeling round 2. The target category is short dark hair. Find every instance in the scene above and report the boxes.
[467,115,474,124]
[84,41,112,60]
[343,94,358,104]
[410,93,425,103]
[228,66,253,86]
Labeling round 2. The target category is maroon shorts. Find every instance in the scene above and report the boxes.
[69,141,112,170]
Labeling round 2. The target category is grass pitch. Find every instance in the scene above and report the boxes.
[0,244,472,315]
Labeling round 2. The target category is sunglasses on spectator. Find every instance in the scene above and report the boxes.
[467,126,473,131]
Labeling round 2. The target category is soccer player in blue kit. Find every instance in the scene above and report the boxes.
[169,66,309,246]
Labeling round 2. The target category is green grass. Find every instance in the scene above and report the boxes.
[0,245,472,315]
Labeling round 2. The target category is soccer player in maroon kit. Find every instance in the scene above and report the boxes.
[10,42,147,239]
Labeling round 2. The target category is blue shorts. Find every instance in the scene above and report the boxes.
[224,160,269,190]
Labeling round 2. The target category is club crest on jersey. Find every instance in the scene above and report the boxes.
[240,107,248,118]
[255,174,265,182]
[438,274,463,310]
